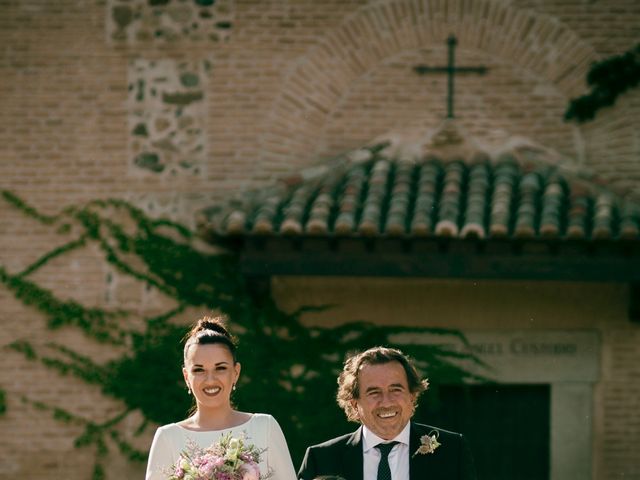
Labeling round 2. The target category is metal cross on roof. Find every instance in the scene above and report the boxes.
[413,35,488,119]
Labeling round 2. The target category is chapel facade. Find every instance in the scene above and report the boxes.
[1,1,639,479]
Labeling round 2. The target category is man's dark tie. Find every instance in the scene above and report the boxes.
[376,441,399,480]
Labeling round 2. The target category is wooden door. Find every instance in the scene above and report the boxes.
[417,384,550,480]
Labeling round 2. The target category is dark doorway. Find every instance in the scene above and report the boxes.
[416,384,550,480]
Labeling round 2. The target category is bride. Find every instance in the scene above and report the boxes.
[145,315,297,480]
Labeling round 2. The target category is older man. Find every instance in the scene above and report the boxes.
[298,346,476,480]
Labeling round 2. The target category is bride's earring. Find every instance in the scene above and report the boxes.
[186,384,191,395]
[232,383,236,391]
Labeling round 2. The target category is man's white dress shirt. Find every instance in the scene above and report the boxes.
[362,422,411,480]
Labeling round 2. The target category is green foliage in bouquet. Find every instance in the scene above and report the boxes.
[0,191,482,479]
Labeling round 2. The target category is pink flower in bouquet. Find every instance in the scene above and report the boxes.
[240,461,261,480]
[172,463,185,479]
[198,454,225,476]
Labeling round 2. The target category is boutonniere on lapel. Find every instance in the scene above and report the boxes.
[413,431,441,457]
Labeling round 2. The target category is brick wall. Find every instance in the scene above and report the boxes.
[597,328,640,479]
[1,0,639,478]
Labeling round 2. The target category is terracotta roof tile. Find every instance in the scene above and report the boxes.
[202,151,640,243]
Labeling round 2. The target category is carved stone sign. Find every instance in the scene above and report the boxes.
[390,330,600,383]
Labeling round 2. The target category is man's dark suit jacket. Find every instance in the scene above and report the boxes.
[298,422,476,480]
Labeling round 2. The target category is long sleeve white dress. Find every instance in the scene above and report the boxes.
[145,413,297,480]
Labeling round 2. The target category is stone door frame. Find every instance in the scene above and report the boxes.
[391,330,600,480]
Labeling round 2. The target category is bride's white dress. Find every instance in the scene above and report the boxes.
[145,413,297,480]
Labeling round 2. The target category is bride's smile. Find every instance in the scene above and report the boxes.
[183,343,240,410]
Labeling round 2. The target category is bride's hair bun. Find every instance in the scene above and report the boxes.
[183,315,237,362]
[196,317,231,337]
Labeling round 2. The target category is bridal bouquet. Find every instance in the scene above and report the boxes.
[167,432,267,480]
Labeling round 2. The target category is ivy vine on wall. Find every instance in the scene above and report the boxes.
[0,191,482,480]
[565,42,640,122]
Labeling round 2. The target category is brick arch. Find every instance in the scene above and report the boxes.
[581,89,640,199]
[258,0,598,174]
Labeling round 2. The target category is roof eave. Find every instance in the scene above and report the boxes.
[208,233,640,282]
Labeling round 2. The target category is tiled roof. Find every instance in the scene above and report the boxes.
[199,146,640,243]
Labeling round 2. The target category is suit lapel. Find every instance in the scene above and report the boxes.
[409,422,427,480]
[342,427,364,480]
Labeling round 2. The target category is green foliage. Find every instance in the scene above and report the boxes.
[1,190,482,478]
[1,266,127,344]
[1,191,58,225]
[7,340,37,360]
[103,320,191,425]
[565,43,640,122]
[0,388,5,416]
